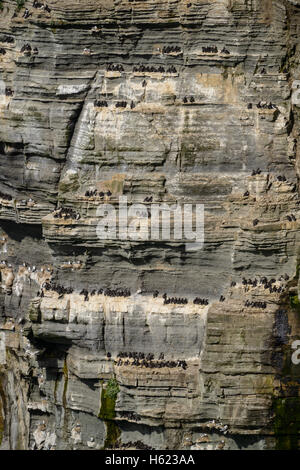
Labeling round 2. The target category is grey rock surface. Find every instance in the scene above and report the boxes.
[0,0,299,450]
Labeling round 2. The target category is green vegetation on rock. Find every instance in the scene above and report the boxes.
[16,0,25,10]
[99,379,119,420]
[272,300,300,449]
[105,378,119,400]
[0,377,6,447]
[273,397,300,450]
[58,172,80,195]
[62,358,68,409]
[28,302,41,323]
[99,379,120,449]
[289,292,300,315]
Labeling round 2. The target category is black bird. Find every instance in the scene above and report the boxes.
[23,9,30,19]
[221,47,230,55]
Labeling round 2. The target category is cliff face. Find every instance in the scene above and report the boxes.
[0,0,300,450]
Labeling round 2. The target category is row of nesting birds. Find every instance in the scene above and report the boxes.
[114,357,188,370]
[243,171,297,201]
[41,283,131,300]
[247,101,278,110]
[21,2,51,20]
[38,283,285,306]
[108,440,154,451]
[0,267,291,311]
[107,63,178,73]
[252,214,297,227]
[0,261,52,273]
[93,95,196,108]
[240,275,289,295]
[39,282,211,305]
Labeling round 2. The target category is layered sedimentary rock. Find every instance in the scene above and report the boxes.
[0,0,300,450]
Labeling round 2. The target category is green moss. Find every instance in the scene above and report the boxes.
[273,397,300,450]
[99,381,118,420]
[103,420,121,449]
[16,0,25,10]
[0,378,5,447]
[289,294,300,314]
[53,372,59,404]
[99,379,120,449]
[0,1,3,11]
[58,174,80,194]
[28,302,41,323]
[62,358,69,441]
[295,263,300,281]
[272,298,300,449]
[62,358,68,409]
[106,378,119,400]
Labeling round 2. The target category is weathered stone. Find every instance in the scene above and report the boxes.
[0,0,299,451]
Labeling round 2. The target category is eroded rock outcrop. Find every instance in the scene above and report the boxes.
[0,0,300,450]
